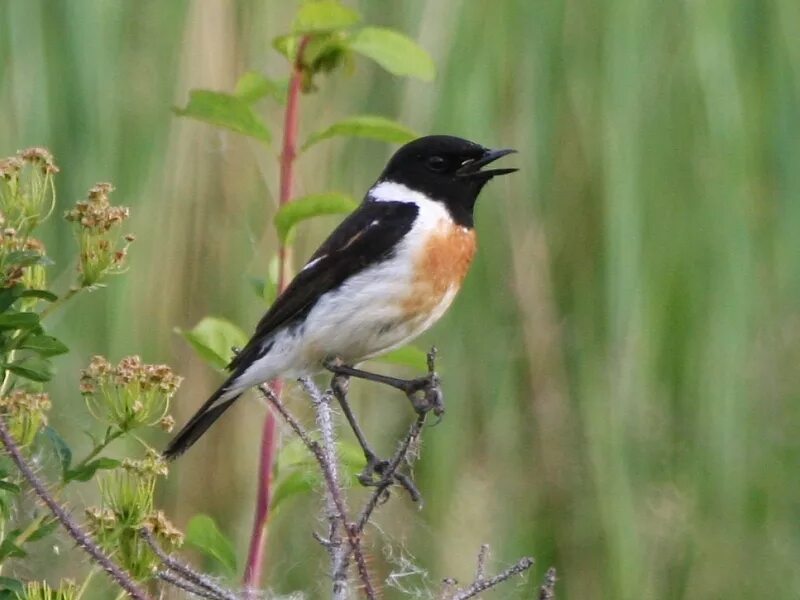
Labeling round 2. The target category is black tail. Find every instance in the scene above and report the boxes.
[163,385,242,460]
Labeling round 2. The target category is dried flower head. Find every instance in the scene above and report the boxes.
[64,183,133,287]
[0,391,51,446]
[0,148,58,234]
[0,226,47,289]
[81,355,181,431]
[143,509,184,549]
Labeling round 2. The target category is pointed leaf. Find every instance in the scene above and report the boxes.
[41,426,72,478]
[0,312,39,331]
[274,193,357,243]
[64,458,121,482]
[185,514,238,577]
[303,115,417,151]
[234,72,287,104]
[26,518,58,542]
[0,287,23,313]
[176,317,249,370]
[293,0,360,34]
[0,577,23,595]
[0,481,19,494]
[0,539,25,562]
[17,334,68,357]
[3,359,52,383]
[348,27,435,81]
[174,90,271,143]
[20,289,58,302]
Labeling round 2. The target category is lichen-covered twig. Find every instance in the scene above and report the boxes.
[538,567,557,600]
[140,526,239,600]
[298,377,349,600]
[257,382,377,599]
[0,415,152,600]
[440,544,535,600]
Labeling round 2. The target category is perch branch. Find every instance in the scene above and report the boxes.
[538,567,557,600]
[140,527,239,600]
[257,382,377,599]
[0,416,152,600]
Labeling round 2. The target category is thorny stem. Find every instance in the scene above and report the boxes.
[448,555,535,600]
[298,378,348,600]
[243,33,311,592]
[0,415,152,600]
[538,567,558,600]
[140,527,239,600]
[257,382,377,599]
[157,571,221,600]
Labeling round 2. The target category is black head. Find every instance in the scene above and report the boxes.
[377,135,517,227]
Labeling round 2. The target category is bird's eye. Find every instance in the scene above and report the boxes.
[426,156,447,172]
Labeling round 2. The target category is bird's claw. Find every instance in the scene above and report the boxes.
[358,454,391,487]
[404,373,445,417]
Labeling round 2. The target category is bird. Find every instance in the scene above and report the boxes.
[164,135,516,459]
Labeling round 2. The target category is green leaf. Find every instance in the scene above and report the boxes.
[174,90,271,143]
[271,468,319,512]
[348,27,435,81]
[274,193,357,243]
[26,518,58,543]
[0,577,23,595]
[0,287,23,313]
[20,289,58,302]
[17,334,68,357]
[0,312,39,331]
[0,539,25,562]
[372,345,429,371]
[303,115,418,151]
[41,426,72,478]
[293,0,360,34]
[234,72,287,104]
[3,359,52,383]
[0,480,19,494]
[64,458,121,483]
[176,317,249,370]
[3,250,48,268]
[185,514,238,577]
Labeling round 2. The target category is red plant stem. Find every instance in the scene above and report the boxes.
[243,35,310,593]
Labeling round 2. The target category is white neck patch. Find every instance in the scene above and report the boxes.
[369,180,435,206]
[370,180,453,231]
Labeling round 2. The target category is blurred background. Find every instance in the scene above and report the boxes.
[2,0,800,598]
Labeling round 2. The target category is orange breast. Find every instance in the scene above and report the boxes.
[401,222,476,319]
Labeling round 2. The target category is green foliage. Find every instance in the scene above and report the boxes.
[303,115,418,150]
[176,316,249,370]
[271,439,364,512]
[185,514,238,577]
[0,148,189,594]
[174,90,272,143]
[348,27,436,81]
[234,72,288,104]
[273,192,358,243]
[292,0,360,34]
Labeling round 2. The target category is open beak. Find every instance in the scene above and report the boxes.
[456,148,518,179]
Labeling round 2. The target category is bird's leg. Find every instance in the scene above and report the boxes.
[330,374,389,485]
[323,350,444,417]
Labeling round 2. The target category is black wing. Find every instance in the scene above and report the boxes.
[228,199,418,373]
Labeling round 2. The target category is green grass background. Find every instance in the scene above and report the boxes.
[2,0,799,598]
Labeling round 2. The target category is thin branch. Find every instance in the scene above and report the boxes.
[355,412,425,533]
[298,377,348,600]
[157,570,225,600]
[0,416,152,600]
[450,555,535,600]
[140,527,239,600]
[538,567,557,600]
[475,544,489,582]
[257,383,377,599]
